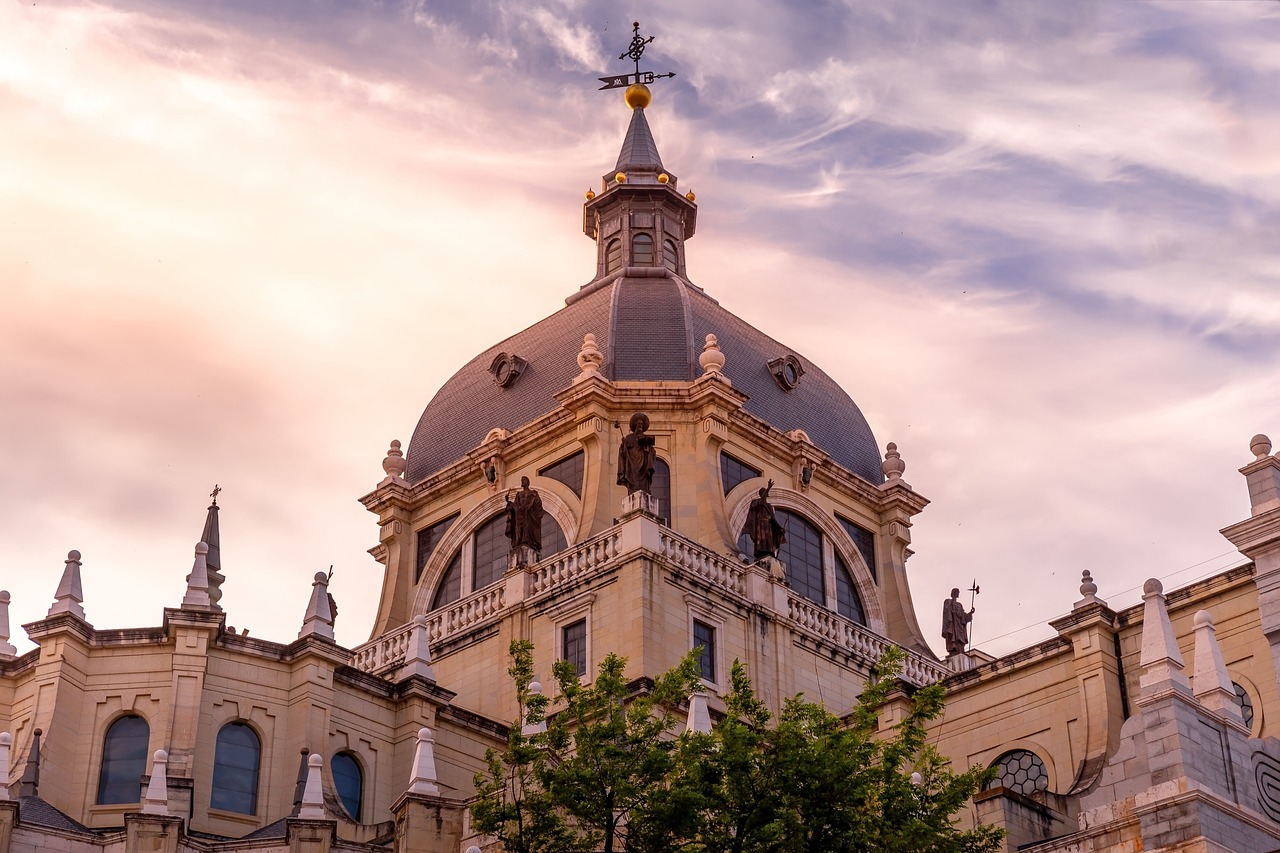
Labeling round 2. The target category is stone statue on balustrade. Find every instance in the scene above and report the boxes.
[616,413,657,495]
[941,587,974,656]
[505,476,544,567]
[743,479,786,560]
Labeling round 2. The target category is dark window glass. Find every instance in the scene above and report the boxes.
[605,239,622,273]
[776,509,824,605]
[211,722,260,815]
[837,516,877,583]
[987,750,1048,796]
[431,552,462,611]
[651,458,671,525]
[331,752,363,821]
[632,233,654,265]
[1234,682,1255,730]
[539,452,585,498]
[541,514,568,558]
[416,514,459,584]
[834,553,866,625]
[693,620,716,682]
[562,619,587,676]
[472,513,509,591]
[663,239,678,272]
[96,715,150,804]
[720,453,761,496]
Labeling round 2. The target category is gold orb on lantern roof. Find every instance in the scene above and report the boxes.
[585,188,596,200]
[657,173,669,184]
[615,172,627,184]
[685,190,696,201]
[624,83,652,110]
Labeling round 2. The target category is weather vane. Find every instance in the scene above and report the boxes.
[210,483,221,506]
[598,22,676,91]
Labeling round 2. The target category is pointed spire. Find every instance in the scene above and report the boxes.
[298,572,335,641]
[298,753,325,819]
[141,750,170,815]
[291,748,311,812]
[0,732,11,800]
[48,551,85,619]
[18,728,40,798]
[614,102,664,174]
[202,487,224,610]
[685,693,711,734]
[1138,578,1192,697]
[0,591,16,656]
[408,728,440,796]
[1192,610,1246,727]
[182,542,212,608]
[399,614,435,681]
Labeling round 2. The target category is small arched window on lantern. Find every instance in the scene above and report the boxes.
[632,233,654,265]
[662,239,679,272]
[605,239,622,274]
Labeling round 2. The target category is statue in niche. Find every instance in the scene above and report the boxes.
[505,476,544,555]
[941,587,974,655]
[615,412,657,495]
[743,479,786,560]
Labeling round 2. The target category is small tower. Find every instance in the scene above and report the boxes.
[201,486,225,610]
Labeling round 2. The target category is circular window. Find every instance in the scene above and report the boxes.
[1234,682,1255,731]
[987,749,1048,796]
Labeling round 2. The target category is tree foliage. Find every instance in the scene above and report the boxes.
[472,642,1003,853]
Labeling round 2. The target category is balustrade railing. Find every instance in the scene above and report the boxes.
[786,595,949,685]
[657,530,747,596]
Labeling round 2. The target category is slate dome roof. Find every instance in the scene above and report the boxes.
[404,274,883,485]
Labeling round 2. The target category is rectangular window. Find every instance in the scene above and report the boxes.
[693,620,716,683]
[562,619,587,677]
[415,514,458,583]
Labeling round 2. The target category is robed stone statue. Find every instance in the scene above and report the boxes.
[743,479,786,559]
[505,476,544,554]
[941,587,974,655]
[616,412,657,495]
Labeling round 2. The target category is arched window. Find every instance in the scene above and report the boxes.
[472,513,509,591]
[662,239,678,272]
[987,749,1048,796]
[431,552,462,611]
[211,722,261,815]
[97,715,150,804]
[651,458,671,525]
[331,752,363,821]
[834,553,866,625]
[632,233,654,265]
[776,509,824,605]
[605,239,622,273]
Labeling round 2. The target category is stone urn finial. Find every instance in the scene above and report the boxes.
[383,440,406,479]
[699,333,726,376]
[1079,570,1098,598]
[577,333,604,377]
[1251,433,1272,460]
[882,443,905,481]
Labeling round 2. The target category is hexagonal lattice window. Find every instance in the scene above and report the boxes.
[987,750,1048,796]
[1234,682,1255,731]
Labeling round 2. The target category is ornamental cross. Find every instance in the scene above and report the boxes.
[210,483,221,505]
[598,21,676,91]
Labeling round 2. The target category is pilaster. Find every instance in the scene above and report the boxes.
[391,791,465,853]
[123,812,183,853]
[160,607,221,780]
[1049,597,1124,792]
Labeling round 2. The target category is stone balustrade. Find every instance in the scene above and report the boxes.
[657,530,747,596]
[528,531,622,596]
[786,594,949,686]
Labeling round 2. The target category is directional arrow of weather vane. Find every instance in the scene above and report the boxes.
[598,21,677,91]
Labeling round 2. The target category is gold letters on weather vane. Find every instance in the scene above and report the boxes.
[598,21,676,91]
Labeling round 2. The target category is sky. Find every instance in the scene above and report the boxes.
[2,0,1278,662]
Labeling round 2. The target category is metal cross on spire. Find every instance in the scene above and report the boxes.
[209,483,221,506]
[598,22,676,91]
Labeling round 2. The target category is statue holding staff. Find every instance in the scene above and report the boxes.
[941,587,975,656]
[743,479,786,559]
[505,476,544,553]
[615,413,657,495]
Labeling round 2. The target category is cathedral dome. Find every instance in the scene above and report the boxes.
[404,274,883,485]
[405,92,882,485]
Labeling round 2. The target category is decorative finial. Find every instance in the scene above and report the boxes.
[209,483,221,506]
[585,188,596,200]
[657,172,669,184]
[881,443,905,481]
[141,749,170,815]
[182,542,212,609]
[1138,576,1191,697]
[685,693,711,734]
[699,333,726,377]
[597,21,676,103]
[48,550,86,620]
[1192,609,1246,727]
[1074,569,1106,609]
[298,753,326,819]
[399,614,436,682]
[686,190,696,201]
[0,591,15,657]
[408,728,441,796]
[298,571,335,641]
[522,680,547,736]
[1251,434,1272,460]
[577,333,604,377]
[383,439,407,479]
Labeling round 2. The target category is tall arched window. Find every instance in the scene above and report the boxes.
[211,722,261,815]
[331,752,363,821]
[651,458,671,524]
[632,233,654,265]
[605,239,622,273]
[431,552,462,611]
[662,238,678,272]
[472,513,509,591]
[776,509,824,605]
[97,715,150,804]
[834,553,866,625]
[431,511,570,610]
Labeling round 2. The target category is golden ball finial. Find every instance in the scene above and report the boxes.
[585,188,596,200]
[657,173,669,184]
[615,172,627,184]
[624,83,652,110]
[685,190,696,201]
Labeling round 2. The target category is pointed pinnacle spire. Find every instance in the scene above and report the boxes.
[614,103,664,174]
[18,728,40,798]
[202,486,224,610]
